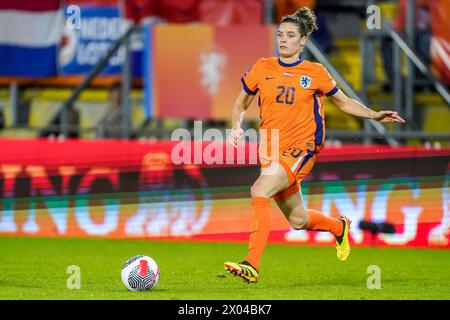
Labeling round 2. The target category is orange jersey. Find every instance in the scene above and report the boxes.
[242,57,338,158]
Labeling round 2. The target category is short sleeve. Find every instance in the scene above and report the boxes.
[317,65,338,96]
[241,60,262,95]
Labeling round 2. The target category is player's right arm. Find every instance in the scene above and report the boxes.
[228,60,263,148]
[228,88,255,148]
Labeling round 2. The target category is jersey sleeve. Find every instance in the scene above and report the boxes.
[241,59,262,95]
[317,65,338,96]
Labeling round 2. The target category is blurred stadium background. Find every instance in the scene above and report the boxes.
[0,0,449,287]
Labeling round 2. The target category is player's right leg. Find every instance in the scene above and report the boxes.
[224,160,291,283]
[223,261,260,283]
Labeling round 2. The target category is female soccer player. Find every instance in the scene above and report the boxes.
[224,7,405,283]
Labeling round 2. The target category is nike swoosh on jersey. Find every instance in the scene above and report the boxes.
[265,76,275,80]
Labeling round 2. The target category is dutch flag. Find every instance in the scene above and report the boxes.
[0,0,64,77]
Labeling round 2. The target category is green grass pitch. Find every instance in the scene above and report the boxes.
[0,236,449,300]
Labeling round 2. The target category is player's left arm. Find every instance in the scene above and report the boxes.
[329,89,406,123]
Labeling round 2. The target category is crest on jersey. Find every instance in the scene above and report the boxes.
[300,76,311,89]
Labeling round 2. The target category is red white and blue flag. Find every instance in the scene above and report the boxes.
[0,0,64,77]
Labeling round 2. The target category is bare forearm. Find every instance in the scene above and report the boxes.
[231,89,254,129]
[330,89,405,124]
[338,98,376,120]
[231,104,246,129]
[228,89,254,147]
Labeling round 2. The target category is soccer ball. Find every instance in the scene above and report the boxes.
[121,255,160,291]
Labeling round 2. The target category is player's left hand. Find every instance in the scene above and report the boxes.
[372,111,406,123]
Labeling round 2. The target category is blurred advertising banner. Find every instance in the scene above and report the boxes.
[0,138,449,248]
[144,24,275,120]
[60,0,142,76]
[0,0,63,77]
[430,0,450,85]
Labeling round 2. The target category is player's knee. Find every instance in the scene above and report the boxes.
[250,182,270,198]
[289,210,308,230]
[290,218,307,230]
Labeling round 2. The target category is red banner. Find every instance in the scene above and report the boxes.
[0,138,449,248]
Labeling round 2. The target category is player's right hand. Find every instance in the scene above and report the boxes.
[228,127,244,148]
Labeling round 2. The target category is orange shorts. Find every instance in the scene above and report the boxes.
[260,147,316,201]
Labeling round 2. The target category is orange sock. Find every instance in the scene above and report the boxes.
[244,197,271,269]
[306,209,343,237]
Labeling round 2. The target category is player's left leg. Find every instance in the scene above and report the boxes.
[274,186,351,261]
[273,150,351,261]
[274,184,345,235]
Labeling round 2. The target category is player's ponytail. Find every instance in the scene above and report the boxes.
[281,7,318,37]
